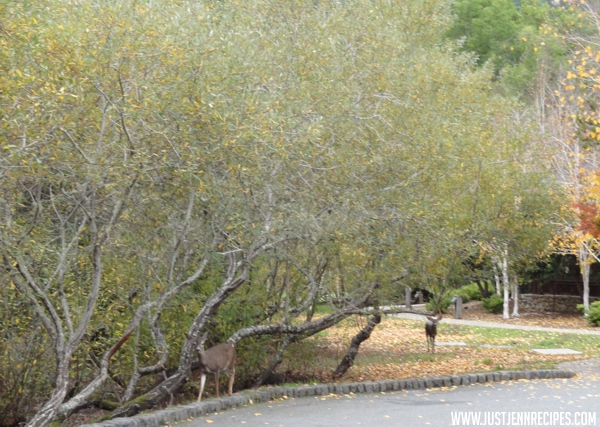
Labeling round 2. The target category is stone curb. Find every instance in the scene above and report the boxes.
[85,369,575,427]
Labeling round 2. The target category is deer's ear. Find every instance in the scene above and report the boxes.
[200,332,209,341]
[185,333,193,341]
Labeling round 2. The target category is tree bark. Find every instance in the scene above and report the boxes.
[24,356,71,427]
[500,249,510,319]
[253,335,296,389]
[511,276,519,317]
[580,245,591,316]
[332,313,381,379]
[494,271,501,296]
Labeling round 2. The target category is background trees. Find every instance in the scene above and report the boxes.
[0,0,563,425]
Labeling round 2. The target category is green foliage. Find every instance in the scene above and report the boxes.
[446,0,575,96]
[447,0,521,68]
[482,294,504,314]
[577,301,600,326]
[453,282,485,302]
[426,295,453,313]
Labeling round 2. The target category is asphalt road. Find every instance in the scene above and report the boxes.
[178,374,600,427]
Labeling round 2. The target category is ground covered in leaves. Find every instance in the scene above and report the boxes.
[301,304,599,384]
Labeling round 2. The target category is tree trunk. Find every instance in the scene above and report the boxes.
[580,245,591,316]
[500,249,510,319]
[253,335,296,389]
[58,331,133,418]
[494,273,501,296]
[25,355,71,427]
[332,313,381,379]
[511,276,519,317]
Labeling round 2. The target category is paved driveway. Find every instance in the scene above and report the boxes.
[179,360,600,427]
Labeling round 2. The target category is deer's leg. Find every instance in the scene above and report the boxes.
[215,371,220,398]
[198,373,206,402]
[432,338,435,354]
[227,366,235,396]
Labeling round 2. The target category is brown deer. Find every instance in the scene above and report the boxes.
[185,332,235,401]
[425,314,442,353]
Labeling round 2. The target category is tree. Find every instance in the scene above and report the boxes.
[447,0,575,97]
[542,0,600,314]
[0,0,565,425]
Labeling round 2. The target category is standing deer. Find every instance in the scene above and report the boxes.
[425,314,443,353]
[185,332,236,401]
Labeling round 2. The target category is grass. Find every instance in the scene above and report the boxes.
[436,322,600,353]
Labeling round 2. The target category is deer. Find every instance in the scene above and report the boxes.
[425,314,443,353]
[185,332,236,401]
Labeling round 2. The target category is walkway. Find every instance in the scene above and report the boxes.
[391,312,600,335]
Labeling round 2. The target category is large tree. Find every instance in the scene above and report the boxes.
[0,0,562,425]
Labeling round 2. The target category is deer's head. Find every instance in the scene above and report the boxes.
[185,331,209,354]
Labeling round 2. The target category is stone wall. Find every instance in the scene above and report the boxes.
[519,293,600,313]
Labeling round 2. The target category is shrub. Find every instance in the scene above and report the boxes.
[577,301,600,326]
[425,295,452,313]
[453,282,485,303]
[481,294,504,314]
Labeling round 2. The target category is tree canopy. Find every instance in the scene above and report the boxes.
[0,0,563,425]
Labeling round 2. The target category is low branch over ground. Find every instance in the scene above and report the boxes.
[332,312,382,379]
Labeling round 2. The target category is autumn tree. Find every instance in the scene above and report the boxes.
[0,0,565,425]
[538,0,600,314]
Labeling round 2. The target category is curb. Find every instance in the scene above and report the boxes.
[86,369,575,427]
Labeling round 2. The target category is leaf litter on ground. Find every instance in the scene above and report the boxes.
[303,306,598,384]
